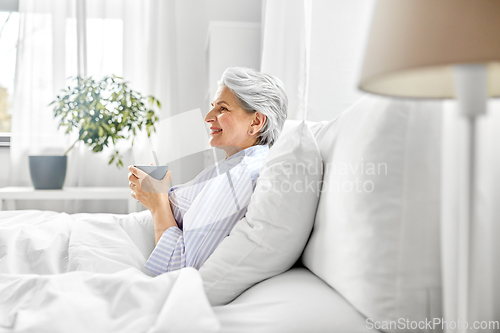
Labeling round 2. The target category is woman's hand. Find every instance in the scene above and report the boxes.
[128,165,171,215]
[129,165,178,244]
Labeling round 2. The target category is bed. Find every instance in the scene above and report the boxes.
[0,210,220,332]
[0,95,443,333]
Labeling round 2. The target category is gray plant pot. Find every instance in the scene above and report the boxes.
[28,156,67,190]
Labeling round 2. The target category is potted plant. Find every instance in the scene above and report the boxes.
[29,75,160,189]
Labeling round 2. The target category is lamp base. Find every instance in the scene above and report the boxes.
[450,64,487,333]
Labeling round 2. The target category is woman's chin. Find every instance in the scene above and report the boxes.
[209,141,226,150]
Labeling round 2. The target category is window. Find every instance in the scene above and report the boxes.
[0,0,19,146]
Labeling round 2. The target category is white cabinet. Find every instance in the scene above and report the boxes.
[205,21,261,110]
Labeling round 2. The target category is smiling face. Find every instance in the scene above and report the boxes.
[205,85,266,158]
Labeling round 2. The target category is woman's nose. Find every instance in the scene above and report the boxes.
[205,108,215,122]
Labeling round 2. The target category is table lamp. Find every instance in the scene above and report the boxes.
[358,1,500,332]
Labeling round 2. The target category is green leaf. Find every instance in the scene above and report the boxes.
[50,74,160,169]
[101,123,111,132]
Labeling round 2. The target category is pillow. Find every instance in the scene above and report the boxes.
[302,95,442,331]
[199,121,322,306]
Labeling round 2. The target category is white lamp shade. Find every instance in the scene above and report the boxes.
[359,0,500,99]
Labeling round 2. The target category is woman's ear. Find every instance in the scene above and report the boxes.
[249,112,266,135]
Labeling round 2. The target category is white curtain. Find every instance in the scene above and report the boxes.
[260,0,311,121]
[10,0,177,213]
[10,0,74,186]
[260,0,374,122]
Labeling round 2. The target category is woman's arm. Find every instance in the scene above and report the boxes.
[150,204,177,245]
[128,166,177,245]
[128,159,259,275]
[129,165,191,273]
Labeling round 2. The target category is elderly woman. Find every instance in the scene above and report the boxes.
[128,67,288,275]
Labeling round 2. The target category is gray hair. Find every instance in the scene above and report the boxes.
[218,67,288,147]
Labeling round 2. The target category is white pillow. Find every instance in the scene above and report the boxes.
[199,121,322,306]
[302,95,443,330]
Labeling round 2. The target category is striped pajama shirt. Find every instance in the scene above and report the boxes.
[144,144,269,275]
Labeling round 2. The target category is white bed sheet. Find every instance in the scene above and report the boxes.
[0,210,220,333]
[213,267,377,333]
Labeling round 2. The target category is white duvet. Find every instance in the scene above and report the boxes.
[0,210,220,333]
